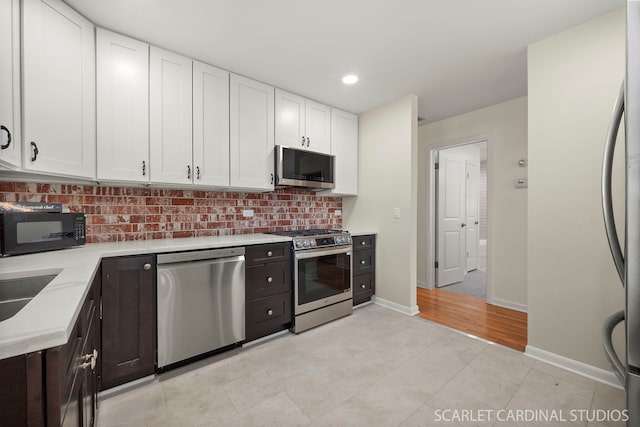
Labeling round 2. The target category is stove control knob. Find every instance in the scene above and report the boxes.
[346,236,352,244]
[296,241,303,248]
[303,240,310,247]
[310,240,316,247]
[336,237,343,244]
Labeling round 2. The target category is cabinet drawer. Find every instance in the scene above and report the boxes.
[245,292,292,342]
[353,250,375,276]
[353,235,375,251]
[246,261,291,300]
[245,242,291,266]
[353,273,375,296]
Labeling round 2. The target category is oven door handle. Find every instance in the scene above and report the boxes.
[295,247,352,259]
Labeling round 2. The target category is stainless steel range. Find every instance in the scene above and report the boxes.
[268,229,353,332]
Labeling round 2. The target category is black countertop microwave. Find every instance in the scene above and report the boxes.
[0,212,86,256]
[274,145,335,190]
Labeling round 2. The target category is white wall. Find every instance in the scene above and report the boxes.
[418,96,528,310]
[528,8,625,371]
[343,95,418,313]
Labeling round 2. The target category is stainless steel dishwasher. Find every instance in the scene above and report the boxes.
[156,247,245,369]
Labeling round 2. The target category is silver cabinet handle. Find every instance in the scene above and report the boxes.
[360,260,366,265]
[602,82,625,284]
[81,349,97,370]
[267,276,273,283]
[267,309,273,316]
[143,263,151,270]
[267,250,273,257]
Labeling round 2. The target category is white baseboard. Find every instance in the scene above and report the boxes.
[374,296,420,316]
[490,297,528,313]
[525,345,624,390]
[417,281,431,289]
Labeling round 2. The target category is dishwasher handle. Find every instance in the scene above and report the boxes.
[157,247,245,265]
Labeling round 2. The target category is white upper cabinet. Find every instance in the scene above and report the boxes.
[149,47,193,185]
[193,61,230,187]
[22,0,96,178]
[96,28,149,183]
[0,0,21,169]
[330,108,358,196]
[230,74,275,191]
[304,100,331,154]
[275,89,331,154]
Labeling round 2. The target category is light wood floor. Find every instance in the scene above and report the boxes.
[416,287,528,352]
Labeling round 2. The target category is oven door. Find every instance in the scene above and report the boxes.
[294,246,352,315]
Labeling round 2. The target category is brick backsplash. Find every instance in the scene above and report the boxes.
[0,182,342,243]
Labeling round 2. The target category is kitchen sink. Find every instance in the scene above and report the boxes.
[0,274,58,321]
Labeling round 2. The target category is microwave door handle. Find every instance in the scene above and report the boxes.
[602,81,625,285]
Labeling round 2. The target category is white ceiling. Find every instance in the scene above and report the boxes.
[66,0,625,123]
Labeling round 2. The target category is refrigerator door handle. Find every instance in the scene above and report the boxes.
[603,309,626,384]
[602,82,626,284]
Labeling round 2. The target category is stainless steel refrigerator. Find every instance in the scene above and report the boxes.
[602,1,640,424]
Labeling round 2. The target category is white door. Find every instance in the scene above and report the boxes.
[330,108,358,196]
[466,161,480,272]
[305,100,331,154]
[437,150,466,287]
[229,74,274,191]
[275,89,305,149]
[22,0,96,178]
[193,61,229,187]
[149,47,193,185]
[0,0,21,169]
[96,29,149,183]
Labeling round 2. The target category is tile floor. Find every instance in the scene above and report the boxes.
[97,304,625,427]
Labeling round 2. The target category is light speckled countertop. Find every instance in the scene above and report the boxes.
[0,234,291,360]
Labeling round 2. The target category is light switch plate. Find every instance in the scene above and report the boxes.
[334,209,342,217]
[393,207,401,219]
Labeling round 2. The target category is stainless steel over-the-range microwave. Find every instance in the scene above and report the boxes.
[274,145,335,190]
[0,212,86,256]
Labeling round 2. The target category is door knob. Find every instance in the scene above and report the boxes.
[360,260,366,265]
[143,263,151,270]
[267,250,273,257]
[267,276,273,283]
[267,309,274,316]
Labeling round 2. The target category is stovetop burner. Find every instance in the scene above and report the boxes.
[267,229,344,237]
[267,229,352,250]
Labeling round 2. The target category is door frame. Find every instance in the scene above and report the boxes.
[427,136,492,303]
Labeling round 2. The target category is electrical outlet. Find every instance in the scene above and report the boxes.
[393,207,401,219]
[242,209,254,217]
[334,209,342,217]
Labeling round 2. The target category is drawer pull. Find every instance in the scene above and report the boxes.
[267,250,273,257]
[360,284,366,289]
[360,260,366,265]
[143,263,152,270]
[267,309,274,316]
[81,349,98,370]
[360,241,366,246]
[267,276,273,283]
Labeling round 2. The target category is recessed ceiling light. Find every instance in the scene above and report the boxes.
[342,74,358,85]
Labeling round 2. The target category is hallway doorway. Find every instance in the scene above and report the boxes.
[434,141,487,300]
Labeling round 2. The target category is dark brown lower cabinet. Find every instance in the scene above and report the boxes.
[101,255,156,390]
[0,352,44,426]
[245,243,293,342]
[352,234,376,305]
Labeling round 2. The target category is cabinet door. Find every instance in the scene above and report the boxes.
[275,89,305,149]
[0,0,21,168]
[331,108,358,195]
[96,28,149,183]
[149,47,193,185]
[101,255,156,390]
[193,61,229,187]
[96,28,149,182]
[229,74,275,191]
[305,100,331,154]
[22,0,96,178]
